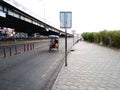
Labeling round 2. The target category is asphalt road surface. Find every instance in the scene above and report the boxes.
[0,38,75,90]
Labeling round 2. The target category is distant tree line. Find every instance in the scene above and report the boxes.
[81,30,120,48]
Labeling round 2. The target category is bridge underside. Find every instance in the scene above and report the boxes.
[0,15,59,36]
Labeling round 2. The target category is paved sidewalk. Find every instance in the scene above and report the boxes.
[52,41,120,90]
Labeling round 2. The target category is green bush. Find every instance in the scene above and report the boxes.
[81,30,120,48]
[93,32,100,43]
[111,30,120,48]
[99,30,110,45]
[81,32,94,42]
[81,32,89,41]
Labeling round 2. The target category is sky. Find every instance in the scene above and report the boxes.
[13,0,120,34]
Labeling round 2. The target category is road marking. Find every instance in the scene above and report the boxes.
[42,73,47,78]
[42,58,60,78]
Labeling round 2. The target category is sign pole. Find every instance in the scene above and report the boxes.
[72,30,75,45]
[65,27,67,66]
[64,13,68,66]
[60,11,72,66]
[73,32,74,45]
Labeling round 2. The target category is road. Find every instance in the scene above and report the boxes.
[0,38,75,90]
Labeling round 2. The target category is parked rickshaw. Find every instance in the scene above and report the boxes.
[48,35,59,52]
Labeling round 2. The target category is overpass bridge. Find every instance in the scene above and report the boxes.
[0,0,72,36]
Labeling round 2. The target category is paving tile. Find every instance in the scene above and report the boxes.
[52,42,120,90]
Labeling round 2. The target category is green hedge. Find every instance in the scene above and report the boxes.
[81,30,120,48]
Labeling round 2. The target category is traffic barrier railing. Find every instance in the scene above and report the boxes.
[9,47,12,56]
[1,43,35,59]
[3,48,6,58]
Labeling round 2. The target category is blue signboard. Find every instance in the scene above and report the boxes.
[60,11,72,28]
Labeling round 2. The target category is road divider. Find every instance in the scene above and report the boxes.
[3,48,6,58]
[1,43,35,59]
[15,45,18,55]
[9,47,12,56]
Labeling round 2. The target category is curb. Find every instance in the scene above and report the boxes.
[43,45,75,90]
